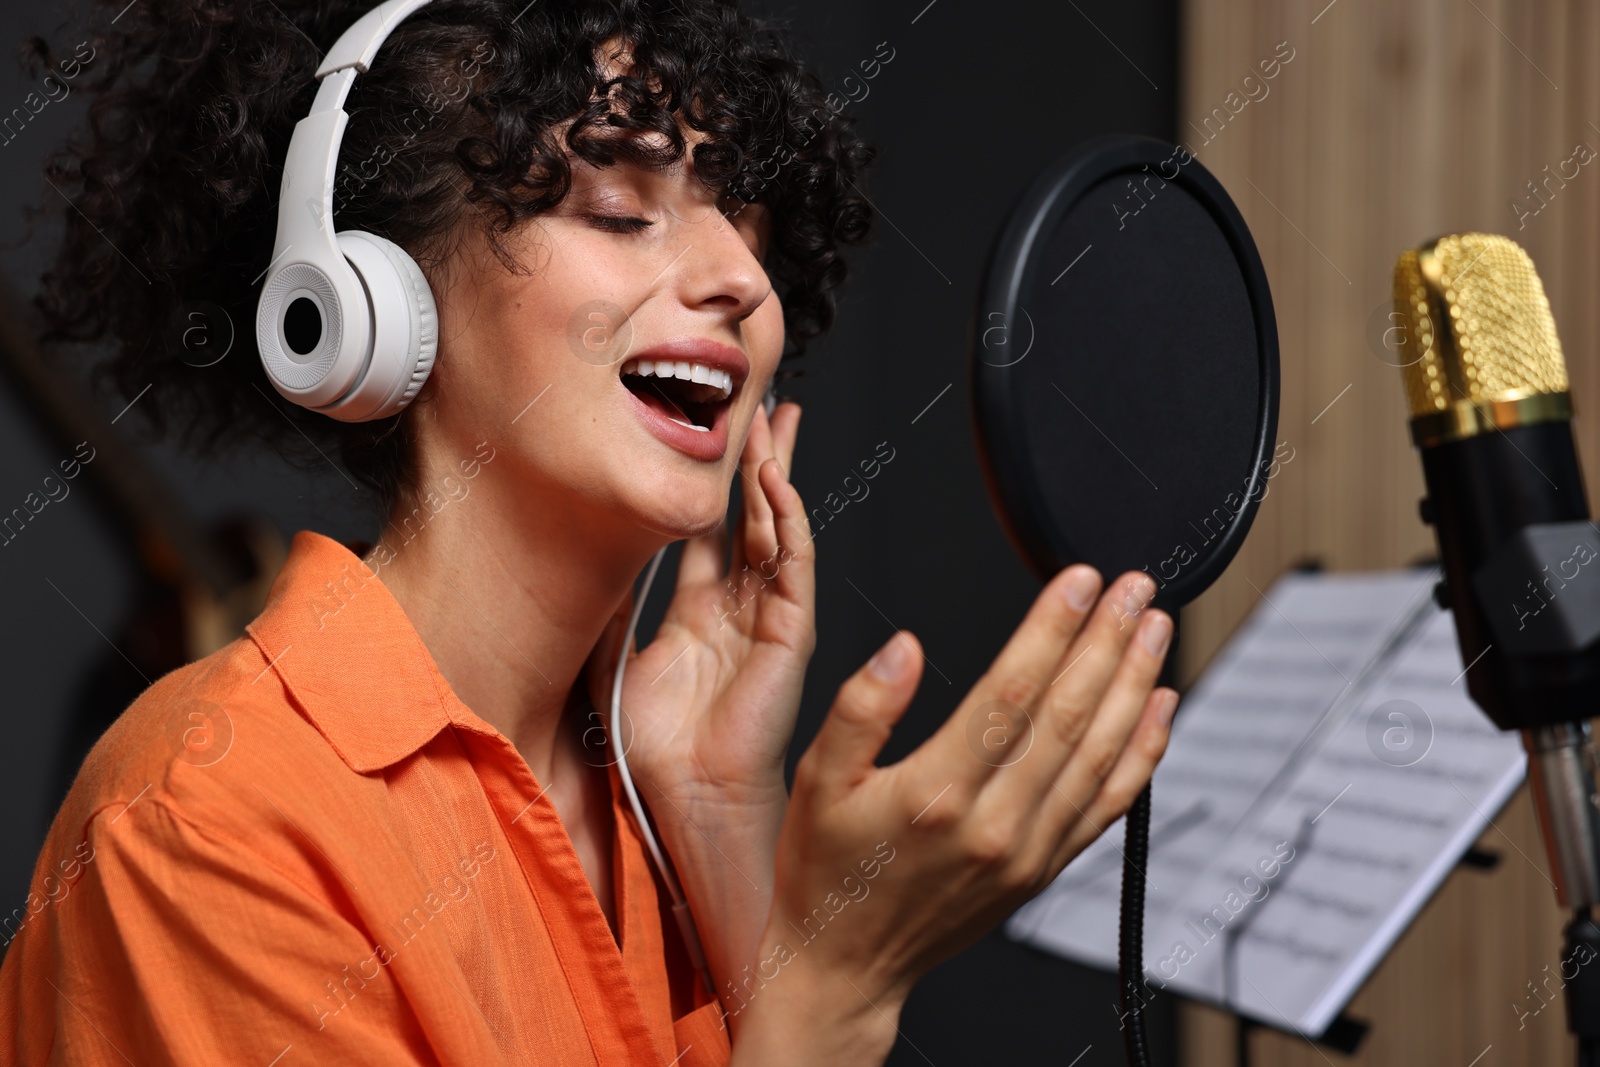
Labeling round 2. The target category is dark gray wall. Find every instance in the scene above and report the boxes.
[0,1,1178,1063]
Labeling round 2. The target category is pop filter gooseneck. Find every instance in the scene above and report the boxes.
[969,136,1281,1066]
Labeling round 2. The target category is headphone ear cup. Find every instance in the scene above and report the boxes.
[321,230,438,422]
[363,232,438,410]
[256,258,366,406]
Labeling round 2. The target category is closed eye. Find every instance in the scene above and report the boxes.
[587,215,655,234]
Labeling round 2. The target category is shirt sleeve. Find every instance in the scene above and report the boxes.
[21,796,441,1066]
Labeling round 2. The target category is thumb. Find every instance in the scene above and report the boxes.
[802,630,923,792]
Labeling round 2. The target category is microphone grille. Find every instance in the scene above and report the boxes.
[1392,232,1567,421]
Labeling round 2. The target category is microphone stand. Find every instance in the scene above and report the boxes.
[1522,722,1600,1064]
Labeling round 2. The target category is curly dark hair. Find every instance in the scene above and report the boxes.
[31,0,875,515]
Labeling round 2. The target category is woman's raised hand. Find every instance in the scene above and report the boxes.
[730,565,1178,1065]
[582,398,816,1000]
[593,398,815,809]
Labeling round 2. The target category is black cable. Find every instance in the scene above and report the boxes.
[1119,781,1153,1067]
[1566,906,1600,1067]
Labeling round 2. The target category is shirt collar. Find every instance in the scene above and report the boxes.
[245,530,503,773]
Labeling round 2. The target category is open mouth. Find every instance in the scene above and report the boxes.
[619,358,735,432]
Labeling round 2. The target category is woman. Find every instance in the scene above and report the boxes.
[1,1,1179,1063]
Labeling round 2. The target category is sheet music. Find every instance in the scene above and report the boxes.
[1006,568,1528,1036]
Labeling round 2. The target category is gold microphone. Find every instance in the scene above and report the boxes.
[1391,233,1600,972]
[1392,232,1571,445]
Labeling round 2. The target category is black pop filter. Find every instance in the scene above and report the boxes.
[971,136,1279,612]
[968,136,1280,1067]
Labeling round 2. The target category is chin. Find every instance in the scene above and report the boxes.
[632,477,735,542]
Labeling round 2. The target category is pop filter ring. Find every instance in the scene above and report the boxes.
[968,135,1280,1067]
[970,134,1279,612]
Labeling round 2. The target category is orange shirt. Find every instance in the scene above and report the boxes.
[0,530,731,1066]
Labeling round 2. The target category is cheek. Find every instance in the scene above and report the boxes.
[432,307,562,430]
[749,293,786,384]
[431,263,579,405]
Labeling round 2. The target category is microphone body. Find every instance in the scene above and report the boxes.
[1393,233,1600,919]
[1419,421,1600,730]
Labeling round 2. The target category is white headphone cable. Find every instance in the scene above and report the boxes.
[609,544,715,996]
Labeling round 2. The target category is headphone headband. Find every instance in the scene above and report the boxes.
[317,0,436,77]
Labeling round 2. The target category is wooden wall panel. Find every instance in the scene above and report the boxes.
[1171,0,1598,1062]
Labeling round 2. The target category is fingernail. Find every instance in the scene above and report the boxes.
[1124,574,1156,617]
[869,632,910,680]
[1061,566,1100,612]
[1157,690,1178,729]
[1142,612,1172,658]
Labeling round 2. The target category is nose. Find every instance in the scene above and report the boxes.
[672,205,772,322]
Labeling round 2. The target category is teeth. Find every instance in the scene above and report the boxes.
[620,359,734,401]
[667,416,712,433]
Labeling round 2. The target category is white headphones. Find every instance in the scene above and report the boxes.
[256,0,439,422]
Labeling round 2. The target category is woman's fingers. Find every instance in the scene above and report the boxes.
[665,400,804,627]
[920,567,1160,874]
[799,630,925,793]
[1043,686,1177,875]
[1035,605,1169,819]
[1020,573,1157,773]
[756,455,815,618]
[729,401,779,578]
[769,400,801,478]
[911,565,1101,795]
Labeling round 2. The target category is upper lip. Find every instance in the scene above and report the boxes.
[624,338,750,394]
